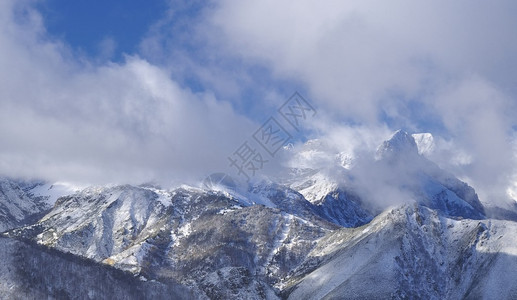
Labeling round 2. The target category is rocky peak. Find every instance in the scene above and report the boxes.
[376,130,419,160]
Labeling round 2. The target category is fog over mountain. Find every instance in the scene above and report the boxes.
[1,132,517,298]
[0,0,517,298]
[0,0,516,205]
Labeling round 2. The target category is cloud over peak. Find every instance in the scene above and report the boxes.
[0,0,515,206]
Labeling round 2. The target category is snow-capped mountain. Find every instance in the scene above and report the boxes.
[0,236,193,299]
[373,130,485,219]
[0,178,51,232]
[285,203,517,299]
[412,132,435,156]
[285,130,485,223]
[376,129,420,160]
[6,183,336,298]
[1,130,516,299]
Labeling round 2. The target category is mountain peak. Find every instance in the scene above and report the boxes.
[376,130,419,159]
[412,133,435,156]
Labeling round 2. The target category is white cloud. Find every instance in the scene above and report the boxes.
[207,0,517,118]
[198,0,517,203]
[97,36,117,60]
[1,0,517,206]
[0,1,256,186]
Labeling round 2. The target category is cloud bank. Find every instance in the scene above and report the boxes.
[0,0,516,206]
[0,1,255,185]
[194,0,517,203]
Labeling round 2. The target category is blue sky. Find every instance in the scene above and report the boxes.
[0,0,516,200]
[35,0,307,124]
[36,0,168,61]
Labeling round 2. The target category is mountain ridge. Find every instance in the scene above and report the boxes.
[0,130,515,299]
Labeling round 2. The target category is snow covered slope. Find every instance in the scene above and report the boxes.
[373,130,485,219]
[286,130,485,226]
[285,204,517,299]
[5,176,499,299]
[7,184,334,298]
[0,236,194,299]
[27,181,83,206]
[2,130,517,299]
[0,178,51,232]
[412,132,435,156]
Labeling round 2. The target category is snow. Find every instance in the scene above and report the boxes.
[29,182,84,206]
[294,172,338,203]
[217,205,242,215]
[178,223,192,237]
[507,181,517,203]
[336,151,354,169]
[287,139,341,170]
[244,191,277,207]
[376,130,419,160]
[4,128,517,299]
[171,220,195,247]
[288,224,396,300]
[218,186,278,208]
[141,187,172,206]
[262,214,292,276]
[412,133,435,156]
[284,204,517,299]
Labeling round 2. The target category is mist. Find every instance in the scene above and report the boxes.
[0,0,515,207]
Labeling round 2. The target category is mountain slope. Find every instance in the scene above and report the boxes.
[8,184,334,298]
[0,236,194,299]
[0,178,52,232]
[1,130,514,299]
[284,204,517,299]
[285,130,484,227]
[374,130,485,219]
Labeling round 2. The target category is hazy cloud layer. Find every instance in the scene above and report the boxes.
[0,0,516,205]
[198,0,517,203]
[0,1,255,185]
